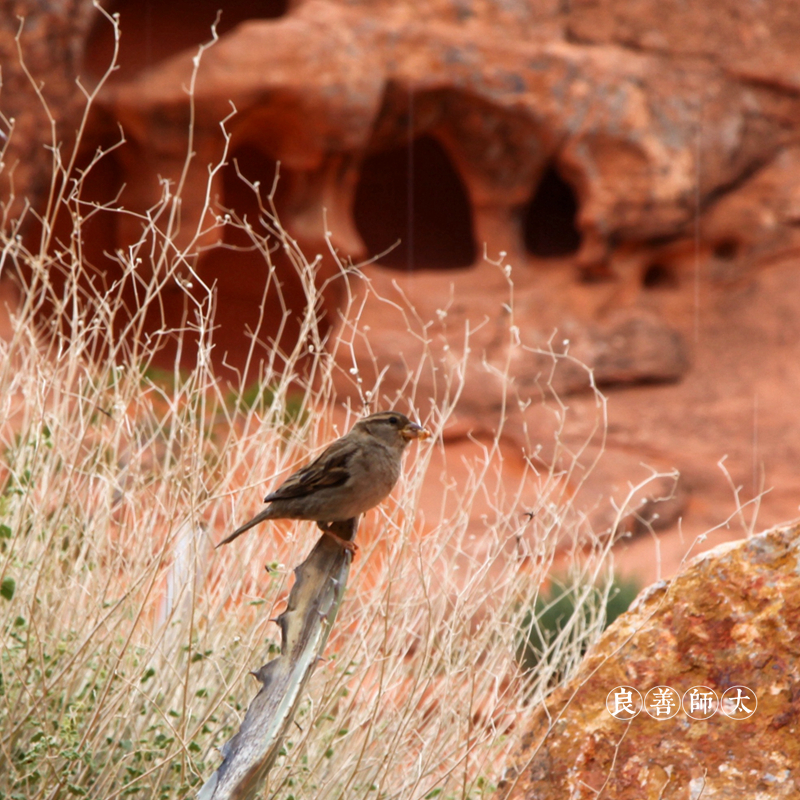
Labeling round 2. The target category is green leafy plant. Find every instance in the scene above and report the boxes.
[516,574,641,672]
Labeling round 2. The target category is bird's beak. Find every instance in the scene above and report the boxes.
[401,421,431,441]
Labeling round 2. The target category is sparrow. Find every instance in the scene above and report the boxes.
[217,411,430,552]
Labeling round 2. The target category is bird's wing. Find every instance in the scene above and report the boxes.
[264,439,353,501]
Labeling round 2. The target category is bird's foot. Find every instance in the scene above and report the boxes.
[317,521,359,554]
[326,532,359,554]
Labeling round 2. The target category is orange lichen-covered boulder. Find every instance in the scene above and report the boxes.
[499,523,800,799]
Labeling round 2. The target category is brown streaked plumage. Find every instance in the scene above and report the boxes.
[217,411,429,552]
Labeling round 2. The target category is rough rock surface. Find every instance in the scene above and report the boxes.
[0,0,96,215]
[90,0,800,272]
[4,0,800,577]
[499,523,800,800]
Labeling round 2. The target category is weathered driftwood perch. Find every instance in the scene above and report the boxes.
[197,518,357,800]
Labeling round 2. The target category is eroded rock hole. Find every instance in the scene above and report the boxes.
[523,163,582,258]
[353,135,477,270]
[84,0,289,82]
[642,262,679,290]
[713,238,739,261]
[197,144,331,379]
[31,138,325,382]
[22,135,136,356]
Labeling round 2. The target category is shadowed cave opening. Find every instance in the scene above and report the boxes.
[642,262,679,290]
[29,137,325,383]
[197,143,332,379]
[84,0,289,82]
[353,135,477,270]
[523,162,582,258]
[714,238,740,261]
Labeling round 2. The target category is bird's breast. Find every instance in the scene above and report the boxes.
[346,445,402,514]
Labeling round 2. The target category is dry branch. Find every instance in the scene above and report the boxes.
[197,519,357,800]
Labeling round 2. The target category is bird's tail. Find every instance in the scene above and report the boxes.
[216,508,273,548]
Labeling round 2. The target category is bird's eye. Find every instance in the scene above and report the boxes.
[389,415,401,425]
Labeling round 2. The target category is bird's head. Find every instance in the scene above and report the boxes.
[356,411,430,449]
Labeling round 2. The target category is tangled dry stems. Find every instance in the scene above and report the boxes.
[0,15,639,799]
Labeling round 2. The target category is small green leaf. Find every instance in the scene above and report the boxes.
[0,524,12,539]
[1,577,15,601]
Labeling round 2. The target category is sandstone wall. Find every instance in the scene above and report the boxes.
[3,0,800,574]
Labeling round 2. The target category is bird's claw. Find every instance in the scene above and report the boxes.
[317,521,359,554]
[324,530,359,554]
